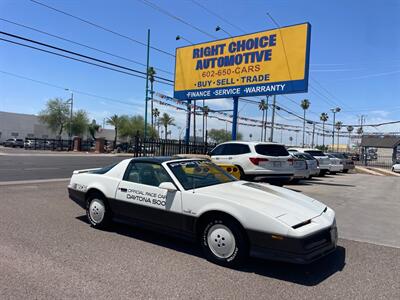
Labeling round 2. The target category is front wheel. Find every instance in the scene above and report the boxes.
[86,194,111,229]
[200,217,248,267]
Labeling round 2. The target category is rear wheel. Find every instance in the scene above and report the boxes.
[200,217,248,267]
[86,193,111,229]
[343,169,349,173]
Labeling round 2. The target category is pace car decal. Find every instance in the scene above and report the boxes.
[126,189,167,207]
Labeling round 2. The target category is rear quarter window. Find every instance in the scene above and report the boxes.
[255,144,289,156]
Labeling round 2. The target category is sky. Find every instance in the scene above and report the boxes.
[0,0,399,144]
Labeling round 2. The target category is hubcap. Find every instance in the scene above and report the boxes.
[89,199,105,224]
[207,224,236,258]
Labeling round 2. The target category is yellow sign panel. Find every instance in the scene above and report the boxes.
[174,23,311,100]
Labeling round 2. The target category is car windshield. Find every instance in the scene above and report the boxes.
[168,160,236,190]
[90,163,118,174]
[255,144,289,156]
[305,150,326,157]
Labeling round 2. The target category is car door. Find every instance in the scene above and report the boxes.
[113,161,183,232]
[210,144,228,163]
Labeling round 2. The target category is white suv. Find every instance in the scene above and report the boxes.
[288,148,331,176]
[210,141,294,183]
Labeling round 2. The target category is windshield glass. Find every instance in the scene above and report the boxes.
[305,150,326,157]
[168,160,236,190]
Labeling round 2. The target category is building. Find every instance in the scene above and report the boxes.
[0,111,62,142]
[0,111,117,143]
[360,134,400,162]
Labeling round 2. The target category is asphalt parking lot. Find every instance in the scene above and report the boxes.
[0,172,399,299]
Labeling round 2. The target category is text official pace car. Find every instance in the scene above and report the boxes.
[68,157,337,267]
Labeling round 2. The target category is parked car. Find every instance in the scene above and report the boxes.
[210,141,294,184]
[4,138,24,148]
[392,162,400,173]
[326,152,355,173]
[291,152,319,178]
[68,157,337,267]
[289,154,310,183]
[288,148,331,176]
[325,154,344,174]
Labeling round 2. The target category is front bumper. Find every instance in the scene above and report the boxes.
[68,187,86,209]
[247,226,338,264]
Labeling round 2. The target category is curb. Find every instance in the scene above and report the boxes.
[0,178,70,186]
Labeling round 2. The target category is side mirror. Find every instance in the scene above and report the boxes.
[159,182,177,192]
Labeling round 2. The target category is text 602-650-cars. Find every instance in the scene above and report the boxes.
[68,157,337,267]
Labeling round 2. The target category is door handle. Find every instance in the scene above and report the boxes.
[119,188,127,193]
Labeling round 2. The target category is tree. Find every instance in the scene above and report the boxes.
[119,115,156,140]
[335,121,343,151]
[208,129,242,144]
[320,112,329,148]
[38,98,70,136]
[158,113,175,140]
[88,119,100,140]
[258,99,268,141]
[70,110,89,137]
[106,114,122,146]
[300,99,310,147]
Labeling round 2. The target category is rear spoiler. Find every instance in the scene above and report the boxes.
[73,168,100,175]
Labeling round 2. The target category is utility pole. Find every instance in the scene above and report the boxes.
[269,95,276,142]
[144,29,150,141]
[330,107,341,151]
[193,100,196,142]
[264,96,269,142]
[311,122,316,148]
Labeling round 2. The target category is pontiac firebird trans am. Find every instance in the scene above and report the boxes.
[68,157,337,267]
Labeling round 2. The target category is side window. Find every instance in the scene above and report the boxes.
[210,145,225,156]
[223,144,250,155]
[124,162,172,187]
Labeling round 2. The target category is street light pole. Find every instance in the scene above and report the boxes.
[144,29,150,141]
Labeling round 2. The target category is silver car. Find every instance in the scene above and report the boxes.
[291,152,319,178]
[290,153,310,182]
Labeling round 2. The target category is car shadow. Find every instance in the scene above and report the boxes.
[76,215,346,286]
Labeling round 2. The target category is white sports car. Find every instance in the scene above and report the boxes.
[68,157,337,267]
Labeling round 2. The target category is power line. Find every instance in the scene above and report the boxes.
[0,69,141,107]
[29,0,175,57]
[310,77,350,109]
[0,17,174,76]
[0,31,174,85]
[137,0,217,39]
[190,0,246,34]
[0,37,174,87]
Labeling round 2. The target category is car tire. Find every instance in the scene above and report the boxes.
[235,165,245,180]
[86,193,111,229]
[200,216,248,268]
[319,170,326,177]
[343,169,349,173]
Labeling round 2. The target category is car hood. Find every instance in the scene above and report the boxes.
[197,181,326,227]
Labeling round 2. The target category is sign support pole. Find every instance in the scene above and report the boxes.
[270,95,276,142]
[232,96,239,140]
[144,29,150,141]
[185,100,192,145]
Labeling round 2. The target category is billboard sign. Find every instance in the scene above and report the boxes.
[174,23,311,100]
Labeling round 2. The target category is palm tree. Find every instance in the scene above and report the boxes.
[300,99,310,147]
[203,105,209,143]
[346,125,354,151]
[319,112,329,148]
[106,114,121,147]
[159,113,175,140]
[335,121,343,151]
[148,67,156,128]
[152,108,160,138]
[259,99,268,141]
